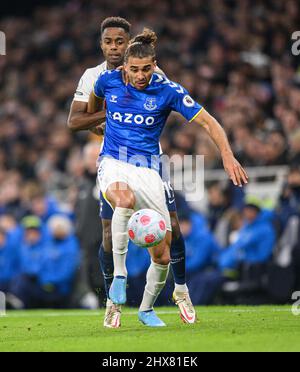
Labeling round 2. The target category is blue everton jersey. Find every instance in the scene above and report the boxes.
[94,70,203,169]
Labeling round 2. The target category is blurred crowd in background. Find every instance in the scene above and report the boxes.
[0,0,300,308]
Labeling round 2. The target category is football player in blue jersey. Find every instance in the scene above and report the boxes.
[89,28,248,327]
[68,17,202,328]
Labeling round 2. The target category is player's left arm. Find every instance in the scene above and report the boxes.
[86,92,106,136]
[192,108,248,187]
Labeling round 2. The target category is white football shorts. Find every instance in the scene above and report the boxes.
[97,157,171,231]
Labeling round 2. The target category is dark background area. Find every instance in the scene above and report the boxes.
[1,0,64,16]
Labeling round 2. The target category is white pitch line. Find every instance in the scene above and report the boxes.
[0,308,293,318]
[1,310,178,318]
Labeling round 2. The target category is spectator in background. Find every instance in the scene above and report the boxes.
[216,196,276,304]
[10,215,80,308]
[38,215,80,307]
[218,196,276,274]
[0,214,23,244]
[264,130,288,166]
[289,129,300,166]
[178,209,222,305]
[0,227,19,293]
[21,182,69,223]
[73,141,103,309]
[276,166,300,233]
[9,215,46,308]
[0,171,24,220]
[206,181,245,247]
[207,182,233,246]
[19,216,45,278]
[272,167,300,297]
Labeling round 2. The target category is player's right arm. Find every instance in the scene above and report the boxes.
[67,100,106,132]
[67,69,106,132]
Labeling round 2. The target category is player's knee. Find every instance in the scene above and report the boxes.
[153,256,170,266]
[106,183,135,209]
[152,250,170,266]
[114,193,136,209]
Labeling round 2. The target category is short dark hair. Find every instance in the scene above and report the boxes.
[124,28,157,62]
[101,17,131,35]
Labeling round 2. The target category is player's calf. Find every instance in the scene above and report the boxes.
[106,183,136,305]
[148,230,171,265]
[139,233,171,313]
[170,212,181,241]
[102,218,113,253]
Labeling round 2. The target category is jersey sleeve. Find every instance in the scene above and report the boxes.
[73,69,95,103]
[93,72,108,99]
[169,84,203,122]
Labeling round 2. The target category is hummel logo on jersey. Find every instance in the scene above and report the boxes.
[144,97,157,111]
[110,95,118,103]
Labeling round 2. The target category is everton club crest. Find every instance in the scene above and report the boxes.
[144,97,157,111]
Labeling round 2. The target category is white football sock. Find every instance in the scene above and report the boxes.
[139,261,170,312]
[112,207,134,277]
[174,283,189,293]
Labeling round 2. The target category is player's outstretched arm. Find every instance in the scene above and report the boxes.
[193,108,249,187]
[67,100,106,133]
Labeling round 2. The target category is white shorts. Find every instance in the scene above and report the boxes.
[97,157,171,231]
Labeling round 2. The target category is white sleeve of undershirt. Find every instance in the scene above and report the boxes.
[73,69,96,103]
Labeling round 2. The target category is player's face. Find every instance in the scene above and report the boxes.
[124,57,156,90]
[101,27,129,68]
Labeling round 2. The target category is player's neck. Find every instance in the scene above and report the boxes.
[106,61,122,70]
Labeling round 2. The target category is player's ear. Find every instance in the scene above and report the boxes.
[153,60,157,69]
[123,63,130,85]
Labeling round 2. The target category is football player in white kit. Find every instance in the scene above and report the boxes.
[68,18,197,328]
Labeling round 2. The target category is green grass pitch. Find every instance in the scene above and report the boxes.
[0,306,299,352]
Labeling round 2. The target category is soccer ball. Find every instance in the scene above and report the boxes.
[128,209,167,248]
